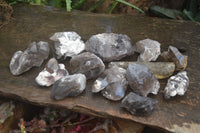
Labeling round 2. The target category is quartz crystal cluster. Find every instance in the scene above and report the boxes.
[126,63,160,97]
[164,71,189,99]
[92,66,128,101]
[134,39,161,62]
[50,74,86,100]
[85,33,134,62]
[10,41,49,75]
[35,58,68,87]
[50,32,85,59]
[70,52,105,79]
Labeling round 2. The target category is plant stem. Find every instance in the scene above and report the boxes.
[66,0,72,12]
[107,1,118,13]
[72,0,87,9]
[88,0,105,12]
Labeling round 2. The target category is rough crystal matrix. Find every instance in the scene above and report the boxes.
[35,58,69,87]
[134,39,161,62]
[50,74,86,100]
[121,92,158,115]
[164,71,189,99]
[9,41,49,75]
[126,63,160,97]
[50,32,85,59]
[85,33,134,62]
[70,52,105,79]
[92,66,128,101]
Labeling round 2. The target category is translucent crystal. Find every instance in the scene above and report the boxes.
[126,63,160,97]
[50,32,85,59]
[134,39,161,62]
[109,61,175,79]
[35,58,69,87]
[164,71,189,99]
[85,33,134,62]
[9,41,49,75]
[92,66,128,101]
[121,92,158,115]
[161,45,188,71]
[50,74,86,100]
[70,52,105,79]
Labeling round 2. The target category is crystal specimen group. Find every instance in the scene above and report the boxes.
[50,73,86,100]
[92,66,128,101]
[109,61,175,79]
[134,39,161,62]
[161,45,188,70]
[85,33,134,62]
[35,58,69,87]
[121,92,158,115]
[70,52,105,79]
[164,71,189,99]
[126,63,160,97]
[50,32,85,59]
[9,41,49,75]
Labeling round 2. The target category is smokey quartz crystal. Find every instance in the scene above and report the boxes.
[70,52,105,79]
[92,66,128,101]
[50,74,86,100]
[121,92,158,115]
[9,41,49,75]
[164,71,189,99]
[134,39,161,62]
[35,58,69,87]
[85,33,134,62]
[126,63,160,97]
[50,32,85,59]
[161,45,188,70]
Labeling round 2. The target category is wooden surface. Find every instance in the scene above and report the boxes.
[0,4,200,133]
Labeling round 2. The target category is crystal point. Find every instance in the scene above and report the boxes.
[121,92,158,115]
[134,39,161,62]
[85,33,134,62]
[35,58,68,87]
[70,52,105,79]
[9,41,49,75]
[126,63,160,97]
[164,71,189,99]
[50,74,86,100]
[50,32,85,59]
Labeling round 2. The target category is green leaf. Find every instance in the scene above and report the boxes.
[114,0,144,13]
[150,5,183,19]
[183,9,195,21]
[107,1,118,13]
[194,12,200,22]
[72,0,87,9]
[66,0,72,12]
[88,0,105,12]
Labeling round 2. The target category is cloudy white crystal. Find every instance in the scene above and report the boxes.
[164,71,189,99]
[134,39,161,62]
[50,32,85,59]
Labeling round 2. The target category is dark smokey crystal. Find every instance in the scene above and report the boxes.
[70,52,105,79]
[121,92,158,115]
[9,41,49,75]
[50,74,86,100]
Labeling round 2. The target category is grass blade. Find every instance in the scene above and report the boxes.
[107,1,118,13]
[88,0,105,12]
[66,0,72,12]
[72,0,87,9]
[114,0,144,13]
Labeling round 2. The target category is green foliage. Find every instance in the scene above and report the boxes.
[88,0,105,12]
[107,1,118,13]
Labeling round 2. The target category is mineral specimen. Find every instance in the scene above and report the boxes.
[92,66,128,101]
[126,63,160,97]
[70,52,105,79]
[50,32,85,59]
[35,58,69,87]
[9,41,49,75]
[50,74,86,100]
[134,39,161,62]
[109,61,175,79]
[161,45,188,70]
[164,71,189,99]
[85,33,134,62]
[121,92,158,115]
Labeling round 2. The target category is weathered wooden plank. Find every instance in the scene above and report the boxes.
[0,4,200,133]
